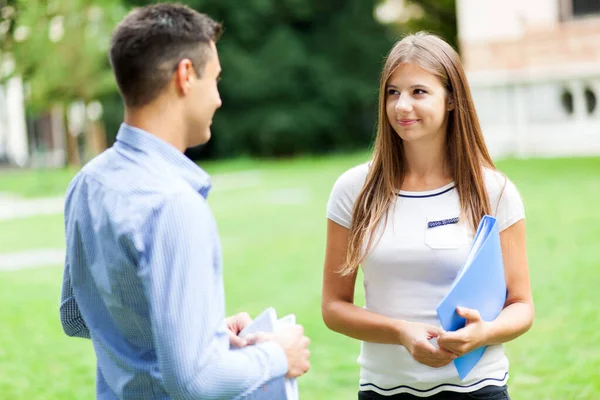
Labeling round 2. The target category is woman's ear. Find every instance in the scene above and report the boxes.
[447,94,455,111]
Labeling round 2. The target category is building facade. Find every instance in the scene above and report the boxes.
[0,75,28,166]
[457,0,600,157]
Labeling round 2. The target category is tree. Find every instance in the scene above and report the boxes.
[1,0,125,109]
[390,0,458,50]
[1,0,126,164]
[125,0,394,158]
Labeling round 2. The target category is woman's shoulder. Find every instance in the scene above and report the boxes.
[327,162,371,227]
[339,161,371,180]
[482,166,524,224]
[335,162,370,185]
[483,167,514,196]
[328,162,370,202]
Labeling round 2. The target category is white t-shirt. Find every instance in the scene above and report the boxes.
[326,162,525,397]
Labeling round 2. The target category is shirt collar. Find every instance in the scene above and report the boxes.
[115,123,211,197]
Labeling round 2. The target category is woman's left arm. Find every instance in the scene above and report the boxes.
[438,219,534,355]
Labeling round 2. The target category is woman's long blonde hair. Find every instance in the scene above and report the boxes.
[341,32,495,276]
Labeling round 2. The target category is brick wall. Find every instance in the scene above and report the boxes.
[461,16,600,72]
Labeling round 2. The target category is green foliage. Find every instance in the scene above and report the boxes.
[1,0,126,112]
[125,0,394,157]
[399,0,458,50]
[1,0,457,158]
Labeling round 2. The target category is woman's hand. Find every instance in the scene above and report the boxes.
[399,321,456,368]
[437,307,491,357]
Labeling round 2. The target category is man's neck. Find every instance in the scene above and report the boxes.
[124,101,187,152]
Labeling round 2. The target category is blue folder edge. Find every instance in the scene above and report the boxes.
[436,215,507,380]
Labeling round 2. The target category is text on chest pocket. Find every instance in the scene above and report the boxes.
[425,216,469,249]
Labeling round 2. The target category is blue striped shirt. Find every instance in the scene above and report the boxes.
[60,123,288,399]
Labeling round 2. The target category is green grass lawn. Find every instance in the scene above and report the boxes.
[0,154,598,399]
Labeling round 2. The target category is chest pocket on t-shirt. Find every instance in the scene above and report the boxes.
[424,216,470,249]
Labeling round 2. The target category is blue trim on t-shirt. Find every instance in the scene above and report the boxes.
[398,186,455,198]
[359,372,508,394]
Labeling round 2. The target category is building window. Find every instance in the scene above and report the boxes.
[560,0,600,19]
[584,87,597,114]
[561,88,574,115]
[573,0,600,17]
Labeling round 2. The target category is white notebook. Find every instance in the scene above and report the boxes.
[238,308,299,400]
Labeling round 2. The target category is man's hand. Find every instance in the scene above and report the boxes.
[247,325,311,378]
[226,312,253,348]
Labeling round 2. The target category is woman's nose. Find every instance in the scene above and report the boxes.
[395,95,413,113]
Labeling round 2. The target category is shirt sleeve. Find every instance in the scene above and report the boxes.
[138,191,288,400]
[491,175,525,232]
[59,261,91,339]
[60,179,91,339]
[326,164,368,229]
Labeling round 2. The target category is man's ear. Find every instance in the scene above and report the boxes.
[175,58,195,95]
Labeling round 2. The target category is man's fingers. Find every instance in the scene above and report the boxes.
[245,332,272,345]
[302,336,311,348]
[237,312,252,326]
[227,312,253,334]
[228,331,248,348]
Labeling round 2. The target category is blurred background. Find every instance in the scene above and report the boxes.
[0,0,598,399]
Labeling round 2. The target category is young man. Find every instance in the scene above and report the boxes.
[60,4,310,399]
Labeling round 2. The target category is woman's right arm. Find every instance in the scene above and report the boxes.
[321,219,407,343]
[321,219,455,367]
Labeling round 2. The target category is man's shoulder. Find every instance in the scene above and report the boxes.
[72,149,187,194]
[66,149,202,218]
[67,148,118,190]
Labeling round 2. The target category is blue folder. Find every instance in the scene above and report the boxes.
[436,215,507,380]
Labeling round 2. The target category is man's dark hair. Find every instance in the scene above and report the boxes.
[109,3,222,107]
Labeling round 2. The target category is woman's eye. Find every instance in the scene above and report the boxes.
[387,88,399,95]
[414,89,427,95]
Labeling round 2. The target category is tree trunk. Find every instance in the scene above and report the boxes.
[64,106,80,166]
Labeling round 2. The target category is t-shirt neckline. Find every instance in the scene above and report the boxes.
[398,181,455,198]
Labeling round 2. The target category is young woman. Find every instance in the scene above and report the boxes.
[322,33,534,399]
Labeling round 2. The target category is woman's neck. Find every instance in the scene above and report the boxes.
[400,135,452,191]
